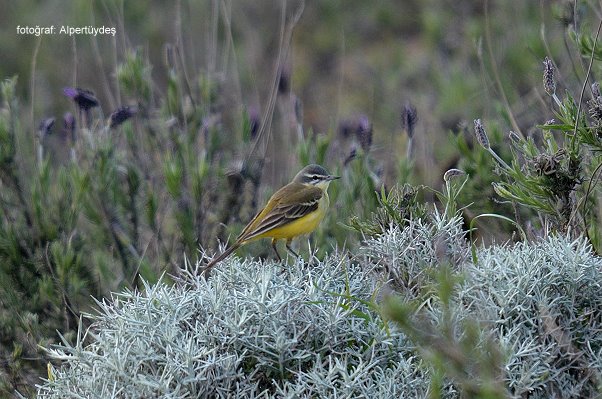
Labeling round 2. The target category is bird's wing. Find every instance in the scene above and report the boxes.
[237,183,323,242]
[237,184,288,240]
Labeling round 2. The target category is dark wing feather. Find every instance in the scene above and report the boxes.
[238,184,323,242]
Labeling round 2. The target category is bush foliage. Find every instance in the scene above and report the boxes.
[37,208,602,397]
[3,1,602,397]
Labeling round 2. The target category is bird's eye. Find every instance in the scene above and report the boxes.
[312,175,319,180]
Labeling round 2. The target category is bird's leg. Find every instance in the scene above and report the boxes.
[271,238,282,262]
[285,239,300,258]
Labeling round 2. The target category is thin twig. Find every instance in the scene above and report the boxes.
[574,17,602,252]
[90,6,116,109]
[245,0,305,164]
[175,0,196,108]
[219,0,243,113]
[30,36,42,155]
[573,18,602,138]
[484,0,524,138]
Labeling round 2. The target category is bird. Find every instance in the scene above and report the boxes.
[203,164,339,273]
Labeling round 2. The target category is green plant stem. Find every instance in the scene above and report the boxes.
[572,18,602,150]
[469,213,526,264]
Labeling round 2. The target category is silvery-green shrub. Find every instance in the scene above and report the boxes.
[37,212,602,398]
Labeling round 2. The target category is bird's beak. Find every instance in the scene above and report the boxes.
[328,175,340,181]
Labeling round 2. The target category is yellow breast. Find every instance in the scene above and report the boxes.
[258,192,329,240]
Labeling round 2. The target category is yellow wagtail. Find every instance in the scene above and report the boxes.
[204,164,339,271]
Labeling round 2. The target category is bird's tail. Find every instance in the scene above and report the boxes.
[202,242,241,276]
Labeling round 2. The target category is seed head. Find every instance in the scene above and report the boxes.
[473,119,490,149]
[401,102,418,138]
[543,57,556,96]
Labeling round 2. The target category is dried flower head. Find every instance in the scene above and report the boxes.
[443,168,466,182]
[401,102,418,138]
[543,57,556,96]
[277,66,290,94]
[247,106,260,139]
[338,119,355,139]
[63,87,99,110]
[63,112,76,133]
[38,117,55,138]
[592,82,601,99]
[109,106,138,129]
[588,82,602,130]
[344,147,357,166]
[533,153,559,176]
[556,0,575,27]
[588,96,602,125]
[473,119,490,149]
[338,115,373,151]
[357,115,373,152]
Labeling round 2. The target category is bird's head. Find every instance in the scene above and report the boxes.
[293,164,339,189]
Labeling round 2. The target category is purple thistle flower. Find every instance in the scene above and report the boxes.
[109,106,138,128]
[63,87,99,110]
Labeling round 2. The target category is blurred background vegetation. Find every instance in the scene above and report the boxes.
[1,0,601,396]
